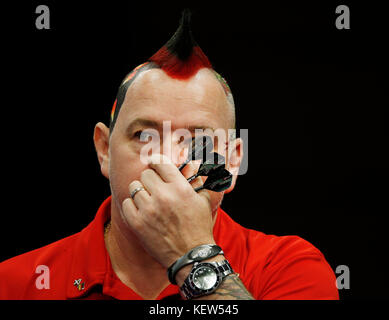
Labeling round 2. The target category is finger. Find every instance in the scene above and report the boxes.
[185,161,209,199]
[148,154,187,184]
[191,175,207,190]
[194,177,211,202]
[140,168,164,195]
[181,159,201,180]
[186,161,206,190]
[129,180,151,209]
[122,197,141,230]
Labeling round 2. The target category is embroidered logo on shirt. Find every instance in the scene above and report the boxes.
[73,278,85,291]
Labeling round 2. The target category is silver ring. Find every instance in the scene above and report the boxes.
[130,186,146,199]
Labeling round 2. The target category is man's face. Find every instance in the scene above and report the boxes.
[107,68,234,218]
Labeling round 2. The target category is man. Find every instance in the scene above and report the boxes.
[0,10,339,300]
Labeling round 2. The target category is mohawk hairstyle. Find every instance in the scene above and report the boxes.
[109,9,233,132]
[148,8,212,79]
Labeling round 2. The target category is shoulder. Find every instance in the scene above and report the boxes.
[219,212,324,275]
[247,233,339,299]
[216,207,320,263]
[216,209,339,299]
[0,233,79,299]
[255,234,339,299]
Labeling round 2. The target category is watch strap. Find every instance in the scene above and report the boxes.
[167,244,223,285]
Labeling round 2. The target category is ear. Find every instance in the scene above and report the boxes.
[93,122,110,179]
[224,137,244,194]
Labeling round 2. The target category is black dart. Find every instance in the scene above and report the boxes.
[178,135,213,171]
[194,168,232,193]
[186,153,225,183]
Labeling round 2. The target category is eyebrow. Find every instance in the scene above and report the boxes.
[126,118,162,134]
[125,118,216,134]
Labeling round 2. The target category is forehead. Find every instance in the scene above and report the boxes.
[117,68,231,130]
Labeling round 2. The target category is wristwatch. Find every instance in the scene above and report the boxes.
[180,259,234,299]
[168,244,224,285]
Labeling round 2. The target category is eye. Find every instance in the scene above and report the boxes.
[134,130,156,142]
[181,136,193,146]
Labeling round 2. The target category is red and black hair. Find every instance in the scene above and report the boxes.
[109,9,231,132]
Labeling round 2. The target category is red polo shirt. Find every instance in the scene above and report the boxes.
[0,196,339,300]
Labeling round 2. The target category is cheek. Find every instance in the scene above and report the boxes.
[109,143,148,203]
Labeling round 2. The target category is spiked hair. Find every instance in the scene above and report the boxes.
[148,9,212,79]
[109,9,234,132]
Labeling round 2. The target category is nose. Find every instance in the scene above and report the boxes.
[164,143,188,167]
[162,141,189,167]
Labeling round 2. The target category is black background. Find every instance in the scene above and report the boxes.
[1,1,387,300]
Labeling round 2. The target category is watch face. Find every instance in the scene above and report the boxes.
[192,266,217,290]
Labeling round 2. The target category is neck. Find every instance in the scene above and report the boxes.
[104,197,219,299]
[104,214,169,299]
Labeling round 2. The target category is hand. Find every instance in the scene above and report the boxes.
[121,154,215,269]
